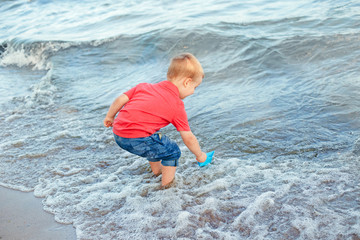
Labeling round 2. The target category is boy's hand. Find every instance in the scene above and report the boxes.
[103,116,114,128]
[196,152,207,163]
[198,151,215,167]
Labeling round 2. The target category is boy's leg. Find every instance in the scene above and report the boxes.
[149,161,162,176]
[149,162,176,186]
[161,166,176,186]
[149,134,179,186]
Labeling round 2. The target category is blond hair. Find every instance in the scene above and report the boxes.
[167,53,204,81]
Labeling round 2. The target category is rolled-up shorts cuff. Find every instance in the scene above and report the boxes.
[148,158,179,167]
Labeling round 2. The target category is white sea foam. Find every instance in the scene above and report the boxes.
[27,151,360,239]
[1,43,50,70]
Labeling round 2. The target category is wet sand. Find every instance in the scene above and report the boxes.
[0,186,76,240]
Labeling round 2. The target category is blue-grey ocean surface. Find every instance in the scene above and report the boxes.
[1,0,360,239]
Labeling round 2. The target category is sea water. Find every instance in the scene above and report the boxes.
[1,0,359,239]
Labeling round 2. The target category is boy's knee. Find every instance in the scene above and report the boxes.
[149,162,162,176]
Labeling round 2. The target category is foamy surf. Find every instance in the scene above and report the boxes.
[28,152,359,239]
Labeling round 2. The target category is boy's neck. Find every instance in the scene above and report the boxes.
[167,78,182,89]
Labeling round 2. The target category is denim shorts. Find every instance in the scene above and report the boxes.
[114,133,181,167]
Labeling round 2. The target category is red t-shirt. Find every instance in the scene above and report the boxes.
[113,81,191,138]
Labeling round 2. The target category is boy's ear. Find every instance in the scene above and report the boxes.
[184,77,192,87]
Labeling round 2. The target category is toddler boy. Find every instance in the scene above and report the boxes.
[104,53,208,186]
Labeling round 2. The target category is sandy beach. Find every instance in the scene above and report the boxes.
[0,186,76,240]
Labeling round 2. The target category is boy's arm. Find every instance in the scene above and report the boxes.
[103,94,129,128]
[179,131,207,163]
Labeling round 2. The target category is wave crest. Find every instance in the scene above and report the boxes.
[0,40,74,70]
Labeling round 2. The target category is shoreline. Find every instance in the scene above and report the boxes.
[0,186,76,240]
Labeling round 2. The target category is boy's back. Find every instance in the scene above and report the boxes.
[113,81,190,138]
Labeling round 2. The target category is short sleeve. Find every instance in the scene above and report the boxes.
[123,85,137,99]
